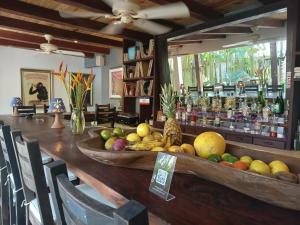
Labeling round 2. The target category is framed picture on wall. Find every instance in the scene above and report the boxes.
[20,69,52,107]
[70,73,94,106]
[109,67,123,98]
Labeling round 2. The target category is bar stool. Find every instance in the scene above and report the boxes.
[0,121,9,225]
[0,124,25,225]
[11,131,121,225]
[46,160,149,225]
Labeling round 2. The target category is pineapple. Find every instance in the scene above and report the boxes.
[160,83,182,148]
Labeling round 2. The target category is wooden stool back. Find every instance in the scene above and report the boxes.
[45,160,149,225]
[0,121,9,225]
[0,125,25,225]
[11,131,54,225]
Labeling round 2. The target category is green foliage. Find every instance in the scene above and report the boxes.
[200,45,261,85]
[160,83,176,118]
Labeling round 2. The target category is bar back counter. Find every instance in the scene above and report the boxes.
[1,115,299,225]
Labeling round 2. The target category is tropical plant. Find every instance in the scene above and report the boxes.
[52,62,95,111]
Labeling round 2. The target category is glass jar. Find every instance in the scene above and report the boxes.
[70,108,85,134]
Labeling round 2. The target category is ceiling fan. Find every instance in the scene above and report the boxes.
[36,34,85,57]
[59,0,190,35]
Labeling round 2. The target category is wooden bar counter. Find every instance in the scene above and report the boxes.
[1,115,300,225]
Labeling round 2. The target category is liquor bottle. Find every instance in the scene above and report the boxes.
[214,112,221,127]
[186,95,193,113]
[175,103,181,121]
[279,90,285,115]
[254,116,262,134]
[262,100,271,122]
[191,109,197,126]
[241,97,249,117]
[181,107,187,123]
[227,108,233,119]
[274,96,280,114]
[257,86,265,113]
[251,98,257,113]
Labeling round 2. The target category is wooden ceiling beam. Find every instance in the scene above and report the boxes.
[0,29,110,54]
[0,0,151,41]
[0,38,95,58]
[53,0,183,30]
[203,27,253,34]
[149,0,223,21]
[0,16,123,48]
[173,34,226,41]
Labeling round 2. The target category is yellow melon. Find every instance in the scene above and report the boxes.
[194,132,226,159]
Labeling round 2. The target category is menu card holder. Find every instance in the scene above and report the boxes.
[149,152,176,201]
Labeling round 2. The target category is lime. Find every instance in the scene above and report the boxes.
[113,127,124,137]
[100,130,111,141]
[225,155,239,164]
[221,153,232,161]
[208,154,222,163]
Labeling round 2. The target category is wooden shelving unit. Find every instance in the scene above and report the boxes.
[122,39,156,122]
[286,0,300,149]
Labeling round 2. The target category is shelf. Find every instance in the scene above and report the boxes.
[123,76,154,82]
[123,56,154,65]
[294,77,300,82]
[124,96,153,98]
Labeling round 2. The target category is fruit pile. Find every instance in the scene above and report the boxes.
[194,132,298,184]
[100,127,128,151]
[100,124,298,184]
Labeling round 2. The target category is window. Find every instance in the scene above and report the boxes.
[169,40,286,91]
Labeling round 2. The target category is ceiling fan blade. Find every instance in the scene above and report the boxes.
[100,22,125,35]
[133,19,171,35]
[59,11,111,18]
[135,2,190,19]
[53,50,85,57]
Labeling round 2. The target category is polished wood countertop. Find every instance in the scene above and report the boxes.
[1,115,300,225]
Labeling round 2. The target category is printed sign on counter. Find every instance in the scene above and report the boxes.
[149,152,176,201]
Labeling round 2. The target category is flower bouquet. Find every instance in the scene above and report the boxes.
[52,62,95,134]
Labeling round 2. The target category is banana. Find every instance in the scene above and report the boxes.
[128,140,164,151]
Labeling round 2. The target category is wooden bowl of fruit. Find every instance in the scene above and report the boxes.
[77,123,300,212]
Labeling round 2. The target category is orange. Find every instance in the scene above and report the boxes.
[194,132,226,158]
[233,161,249,170]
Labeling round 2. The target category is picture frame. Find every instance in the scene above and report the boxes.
[70,73,94,106]
[109,67,123,98]
[20,69,52,107]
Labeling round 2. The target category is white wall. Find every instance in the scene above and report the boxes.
[0,46,122,114]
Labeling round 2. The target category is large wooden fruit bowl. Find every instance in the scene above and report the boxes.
[77,128,300,211]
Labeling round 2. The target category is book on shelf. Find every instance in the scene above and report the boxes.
[139,80,153,96]
[295,67,300,78]
[123,83,136,96]
[123,53,128,62]
[125,65,136,79]
[134,63,140,78]
[147,59,153,77]
[147,39,154,57]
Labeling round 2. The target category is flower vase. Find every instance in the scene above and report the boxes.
[70,108,85,134]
